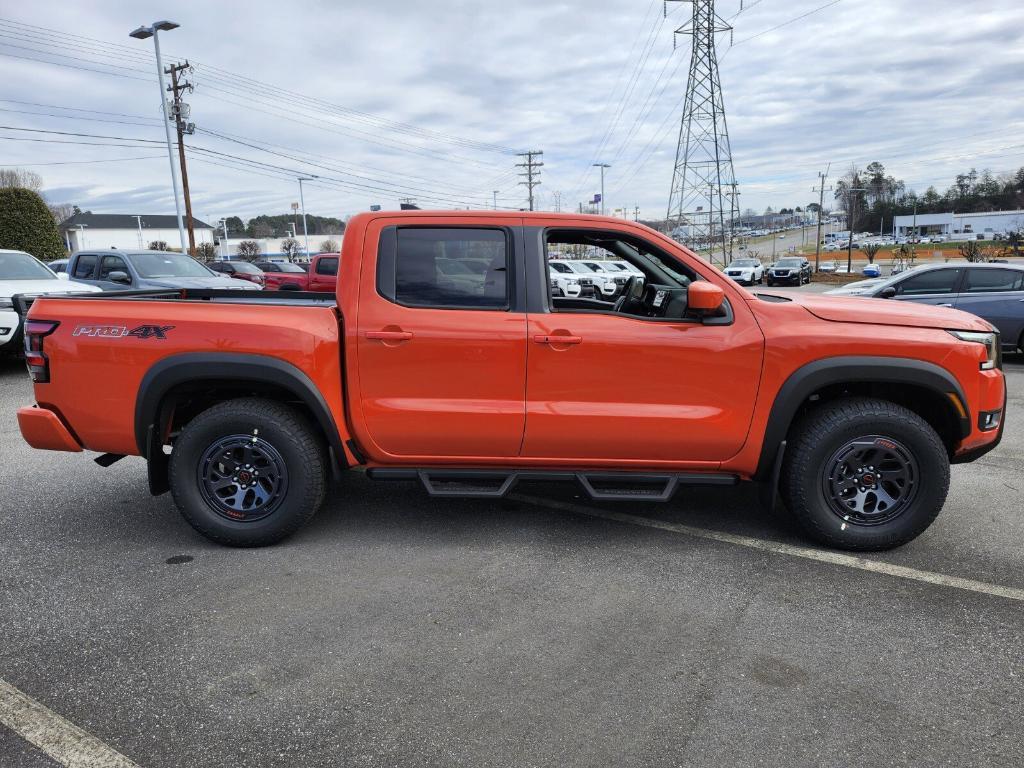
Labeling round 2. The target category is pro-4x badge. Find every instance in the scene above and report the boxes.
[73,324,174,339]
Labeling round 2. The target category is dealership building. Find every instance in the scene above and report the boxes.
[892,209,1024,239]
[60,212,215,252]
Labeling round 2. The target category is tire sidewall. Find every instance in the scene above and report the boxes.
[170,407,322,545]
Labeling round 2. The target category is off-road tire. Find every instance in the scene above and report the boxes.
[169,397,327,547]
[780,397,949,551]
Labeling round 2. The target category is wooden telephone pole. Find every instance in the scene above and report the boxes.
[166,61,196,255]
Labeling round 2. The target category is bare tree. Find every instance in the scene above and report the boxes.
[194,242,217,262]
[280,238,301,261]
[0,168,43,192]
[319,239,339,253]
[958,240,984,263]
[862,243,882,264]
[236,240,262,261]
[48,202,76,224]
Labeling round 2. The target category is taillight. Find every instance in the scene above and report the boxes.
[24,320,59,383]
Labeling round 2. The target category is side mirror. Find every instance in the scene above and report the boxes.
[878,286,897,299]
[108,270,131,284]
[56,272,69,281]
[688,281,725,314]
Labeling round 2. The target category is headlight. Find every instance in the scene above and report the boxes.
[0,297,13,309]
[566,278,580,285]
[948,330,1000,370]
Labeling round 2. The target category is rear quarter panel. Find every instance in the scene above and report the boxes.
[28,297,343,455]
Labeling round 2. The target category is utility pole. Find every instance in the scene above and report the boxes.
[166,61,196,255]
[298,176,316,258]
[492,190,499,210]
[844,186,868,274]
[634,204,640,222]
[133,215,144,248]
[516,150,543,211]
[812,166,831,272]
[129,20,186,255]
[593,163,610,215]
[552,190,562,212]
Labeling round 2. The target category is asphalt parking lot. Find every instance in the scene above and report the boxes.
[1,350,1023,767]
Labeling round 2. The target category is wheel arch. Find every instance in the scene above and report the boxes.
[754,356,970,480]
[135,353,346,467]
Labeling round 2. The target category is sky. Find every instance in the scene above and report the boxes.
[1,0,1023,225]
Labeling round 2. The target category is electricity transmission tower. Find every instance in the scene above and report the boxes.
[665,0,738,265]
[517,150,543,211]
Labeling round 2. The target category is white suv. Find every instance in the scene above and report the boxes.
[550,259,616,298]
[0,250,101,355]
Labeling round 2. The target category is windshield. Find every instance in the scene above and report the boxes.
[550,262,573,274]
[733,259,758,267]
[580,263,605,272]
[132,253,216,279]
[0,251,57,280]
[274,262,305,273]
[229,261,262,274]
[777,259,803,267]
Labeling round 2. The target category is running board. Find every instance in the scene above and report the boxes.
[366,468,737,502]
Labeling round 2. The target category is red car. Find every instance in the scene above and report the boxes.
[207,260,266,287]
[253,261,310,291]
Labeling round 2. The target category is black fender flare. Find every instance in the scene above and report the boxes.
[754,356,970,480]
[134,352,345,461]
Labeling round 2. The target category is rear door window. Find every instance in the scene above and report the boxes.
[73,254,98,280]
[896,269,962,295]
[963,268,1024,293]
[380,227,509,310]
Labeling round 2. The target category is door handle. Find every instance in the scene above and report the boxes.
[938,303,953,307]
[533,334,582,345]
[366,330,413,341]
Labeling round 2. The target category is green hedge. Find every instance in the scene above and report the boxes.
[0,187,66,261]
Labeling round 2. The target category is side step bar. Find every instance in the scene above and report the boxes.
[366,468,737,503]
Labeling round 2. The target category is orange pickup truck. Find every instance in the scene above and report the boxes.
[16,212,1006,551]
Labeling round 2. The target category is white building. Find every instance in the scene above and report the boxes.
[893,209,1024,239]
[60,212,215,252]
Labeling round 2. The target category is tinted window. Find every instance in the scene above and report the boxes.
[550,262,573,274]
[256,263,280,272]
[392,228,508,309]
[99,255,129,280]
[208,262,229,273]
[73,254,98,279]
[316,257,339,276]
[275,263,305,273]
[228,261,261,274]
[896,269,961,296]
[963,268,1024,293]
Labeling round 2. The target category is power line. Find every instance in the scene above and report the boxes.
[731,0,842,45]
[0,155,164,166]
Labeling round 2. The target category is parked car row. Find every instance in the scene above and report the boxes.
[547,258,645,299]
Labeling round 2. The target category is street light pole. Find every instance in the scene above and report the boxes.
[593,163,610,215]
[845,186,868,274]
[133,215,144,248]
[219,218,229,259]
[493,190,498,210]
[297,176,316,258]
[129,21,187,253]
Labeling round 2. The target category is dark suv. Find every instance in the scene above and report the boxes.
[767,257,812,286]
[208,260,266,287]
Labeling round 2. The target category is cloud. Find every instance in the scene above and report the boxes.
[1,0,1022,221]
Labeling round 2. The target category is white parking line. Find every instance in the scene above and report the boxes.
[0,679,140,768]
[512,494,1024,603]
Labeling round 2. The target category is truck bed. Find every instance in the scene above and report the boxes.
[14,288,337,315]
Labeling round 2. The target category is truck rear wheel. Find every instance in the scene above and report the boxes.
[780,397,949,551]
[169,398,326,547]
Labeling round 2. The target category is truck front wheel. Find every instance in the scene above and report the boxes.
[780,397,950,551]
[169,398,327,547]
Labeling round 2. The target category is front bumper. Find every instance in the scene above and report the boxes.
[0,308,20,351]
[952,371,1007,464]
[17,406,83,452]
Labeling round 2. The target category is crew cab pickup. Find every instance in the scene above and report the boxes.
[16,212,1007,551]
